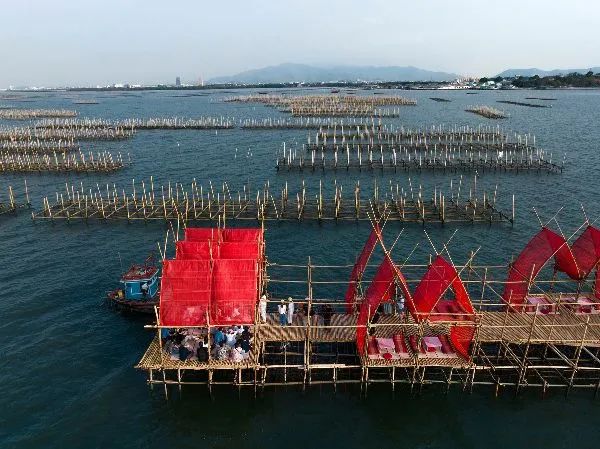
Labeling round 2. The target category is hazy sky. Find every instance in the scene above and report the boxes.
[1,0,599,87]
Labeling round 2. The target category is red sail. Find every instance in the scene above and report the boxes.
[344,224,381,313]
[503,228,571,309]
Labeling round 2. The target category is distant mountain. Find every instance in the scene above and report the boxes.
[209,63,458,84]
[497,67,600,78]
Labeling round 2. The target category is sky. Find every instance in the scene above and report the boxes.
[1,0,599,88]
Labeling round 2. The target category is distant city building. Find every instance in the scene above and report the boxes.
[175,77,181,87]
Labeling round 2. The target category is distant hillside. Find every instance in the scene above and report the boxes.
[209,63,458,84]
[497,67,600,78]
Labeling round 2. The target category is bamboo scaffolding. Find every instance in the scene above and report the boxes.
[136,260,600,394]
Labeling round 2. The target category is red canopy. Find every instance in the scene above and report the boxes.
[211,259,258,325]
[502,228,571,309]
[558,225,600,279]
[184,227,220,242]
[410,255,475,320]
[356,256,397,354]
[176,241,214,260]
[159,260,212,326]
[344,224,380,313]
[159,227,263,327]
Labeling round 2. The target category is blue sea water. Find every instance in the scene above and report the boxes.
[1,88,599,449]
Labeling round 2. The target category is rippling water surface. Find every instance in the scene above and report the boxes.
[1,88,599,449]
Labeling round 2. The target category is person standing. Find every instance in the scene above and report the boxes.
[278,300,287,326]
[259,294,267,323]
[286,297,295,325]
[140,281,149,298]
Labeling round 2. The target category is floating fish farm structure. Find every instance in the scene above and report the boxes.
[0,150,127,173]
[35,117,235,130]
[0,108,78,119]
[32,177,514,224]
[275,124,562,173]
[0,182,30,216]
[466,106,508,119]
[226,94,415,117]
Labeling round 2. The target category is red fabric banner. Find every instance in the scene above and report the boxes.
[503,228,569,309]
[159,227,263,327]
[344,224,381,313]
[411,255,474,320]
[185,227,220,242]
[221,228,263,242]
[449,324,476,359]
[356,256,397,354]
[219,242,261,259]
[211,259,258,325]
[176,241,213,260]
[562,226,600,279]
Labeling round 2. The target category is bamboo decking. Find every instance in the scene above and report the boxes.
[136,307,600,393]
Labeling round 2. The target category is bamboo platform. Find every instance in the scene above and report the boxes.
[136,261,600,394]
[136,308,600,392]
[32,178,514,224]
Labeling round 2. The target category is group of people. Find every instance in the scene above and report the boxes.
[161,325,253,363]
[258,294,336,327]
[211,325,253,362]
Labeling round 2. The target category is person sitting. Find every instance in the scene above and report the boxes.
[225,328,237,347]
[217,342,230,361]
[241,327,252,352]
[241,326,251,341]
[179,344,191,361]
[231,342,245,363]
[213,327,225,346]
[197,337,209,363]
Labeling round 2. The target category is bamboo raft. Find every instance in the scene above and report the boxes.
[0,150,128,173]
[136,261,600,394]
[466,106,507,119]
[0,109,78,120]
[32,178,514,224]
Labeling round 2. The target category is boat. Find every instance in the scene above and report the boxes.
[107,255,160,314]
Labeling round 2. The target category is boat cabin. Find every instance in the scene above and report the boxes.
[120,265,159,300]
